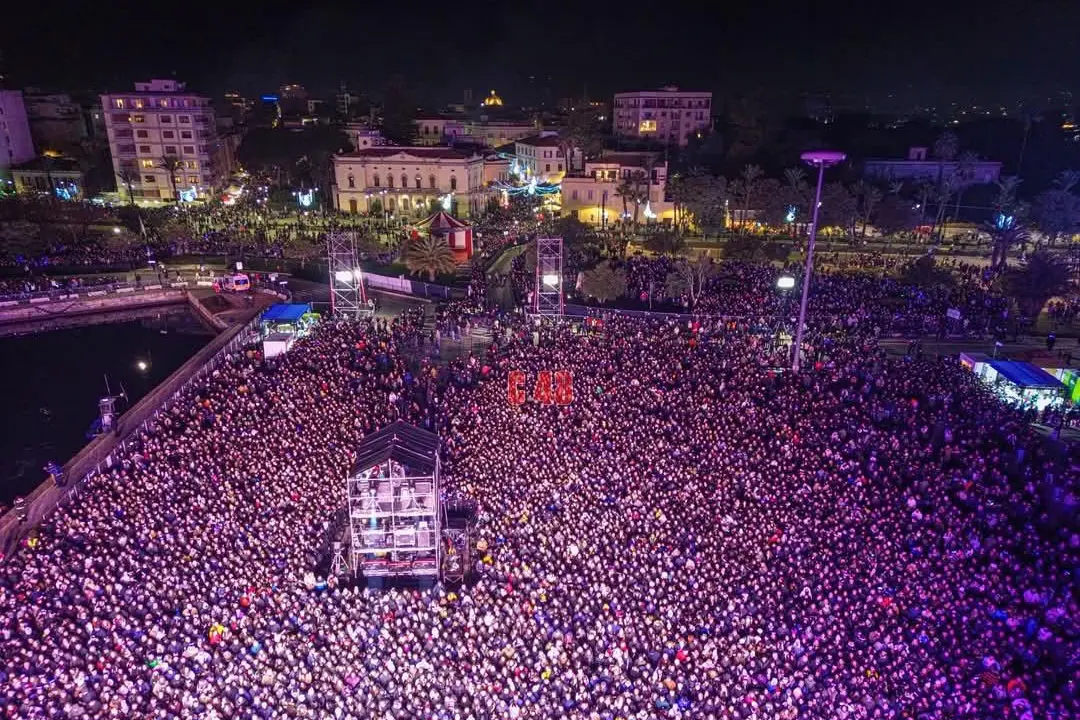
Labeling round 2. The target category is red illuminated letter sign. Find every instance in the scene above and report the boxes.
[554,370,574,406]
[507,370,526,406]
[533,370,554,405]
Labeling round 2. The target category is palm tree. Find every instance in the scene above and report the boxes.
[405,234,457,281]
[783,167,808,235]
[614,178,634,225]
[985,177,1028,269]
[157,155,183,202]
[629,169,650,228]
[851,180,883,238]
[116,168,138,206]
[734,164,763,232]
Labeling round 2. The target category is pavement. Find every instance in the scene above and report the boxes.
[879,335,1080,368]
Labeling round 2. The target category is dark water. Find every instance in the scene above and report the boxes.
[0,307,212,504]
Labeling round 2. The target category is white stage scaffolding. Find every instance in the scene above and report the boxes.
[533,236,565,317]
[346,421,441,578]
[326,231,369,319]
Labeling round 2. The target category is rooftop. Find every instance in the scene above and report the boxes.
[336,146,477,161]
[516,134,562,147]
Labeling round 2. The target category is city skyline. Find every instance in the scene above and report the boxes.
[2,1,1078,109]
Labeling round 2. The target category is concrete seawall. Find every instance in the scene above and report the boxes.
[0,288,187,325]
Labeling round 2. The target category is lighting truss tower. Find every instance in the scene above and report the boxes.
[534,236,564,317]
[326,231,368,318]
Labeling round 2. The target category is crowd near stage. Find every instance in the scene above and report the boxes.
[0,256,1076,720]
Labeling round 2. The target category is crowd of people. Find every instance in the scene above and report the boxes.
[0,249,1076,720]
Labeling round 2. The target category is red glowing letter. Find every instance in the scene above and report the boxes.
[508,370,526,406]
[533,370,554,405]
[554,370,574,406]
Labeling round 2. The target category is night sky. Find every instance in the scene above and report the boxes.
[2,0,1078,108]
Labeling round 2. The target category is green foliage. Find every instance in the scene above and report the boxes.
[237,126,353,187]
[579,261,627,302]
[404,235,457,281]
[899,254,955,288]
[722,235,768,262]
[1000,250,1071,319]
[644,231,686,257]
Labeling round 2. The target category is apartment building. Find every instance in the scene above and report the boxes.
[561,151,672,226]
[23,90,87,150]
[101,79,221,202]
[612,87,712,147]
[514,133,570,183]
[0,90,35,175]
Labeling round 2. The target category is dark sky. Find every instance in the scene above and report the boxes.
[2,0,1078,108]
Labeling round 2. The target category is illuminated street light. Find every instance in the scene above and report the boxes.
[792,150,846,372]
[777,275,795,290]
[334,270,354,283]
[136,360,148,372]
[113,226,122,234]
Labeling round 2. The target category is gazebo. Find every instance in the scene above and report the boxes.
[412,210,473,261]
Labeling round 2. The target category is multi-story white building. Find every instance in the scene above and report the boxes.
[612,87,712,147]
[561,151,672,226]
[100,79,221,202]
[514,133,570,183]
[0,90,35,175]
[332,146,503,218]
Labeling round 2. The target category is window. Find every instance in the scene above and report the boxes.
[401,174,408,188]
[179,116,191,123]
[159,99,169,108]
[373,174,380,187]
[163,130,175,139]
[132,115,145,123]
[546,164,551,172]
[118,144,136,154]
[450,176,457,191]
[639,119,657,132]
[186,161,199,170]
[402,198,411,211]
[349,198,358,213]
[187,175,199,184]
[133,99,145,109]
[387,175,394,188]
[429,175,436,188]
[587,190,594,200]
[347,174,355,188]
[161,115,172,123]
[111,113,130,123]
[165,146,177,154]
[140,159,155,168]
[139,145,151,154]
[194,115,208,123]
[181,131,192,139]
[571,189,579,200]
[387,197,396,211]
[183,146,195,154]
[114,99,125,109]
[415,176,421,189]
[135,129,149,138]
[115,128,133,138]
[144,175,156,183]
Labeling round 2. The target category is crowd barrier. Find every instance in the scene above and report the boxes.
[0,281,177,305]
[363,272,464,300]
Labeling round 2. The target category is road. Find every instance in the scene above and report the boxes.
[284,277,429,319]
[879,335,1080,367]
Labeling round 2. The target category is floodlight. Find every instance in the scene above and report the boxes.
[777,275,796,290]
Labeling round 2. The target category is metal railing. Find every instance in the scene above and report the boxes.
[0,280,193,306]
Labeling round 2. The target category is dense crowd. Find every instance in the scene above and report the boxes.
[0,253,1077,720]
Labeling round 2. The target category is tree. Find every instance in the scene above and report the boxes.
[733,164,763,231]
[644,231,686,257]
[985,176,1029,269]
[818,182,858,239]
[381,77,417,145]
[664,256,716,308]
[116,168,138,205]
[899,254,955,288]
[157,155,183,202]
[951,150,979,225]
[237,126,352,188]
[684,172,728,237]
[404,235,457,281]
[579,261,627,303]
[850,180,883,238]
[782,167,810,234]
[1032,170,1080,246]
[1000,250,1071,319]
[875,194,919,237]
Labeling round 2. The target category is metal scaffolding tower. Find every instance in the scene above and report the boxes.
[326,231,368,318]
[533,236,564,317]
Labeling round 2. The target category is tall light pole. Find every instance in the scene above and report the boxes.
[792,150,846,372]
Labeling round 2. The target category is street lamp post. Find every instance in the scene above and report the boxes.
[792,150,846,372]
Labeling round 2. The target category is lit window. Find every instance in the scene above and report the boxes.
[348,174,355,188]
[187,175,199,184]
[114,99,125,109]
[187,161,199,170]
[133,99,144,109]
[140,159,155,168]
[639,120,657,132]
[132,115,145,123]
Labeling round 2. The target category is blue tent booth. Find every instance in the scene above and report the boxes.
[982,360,1064,411]
[260,303,317,358]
